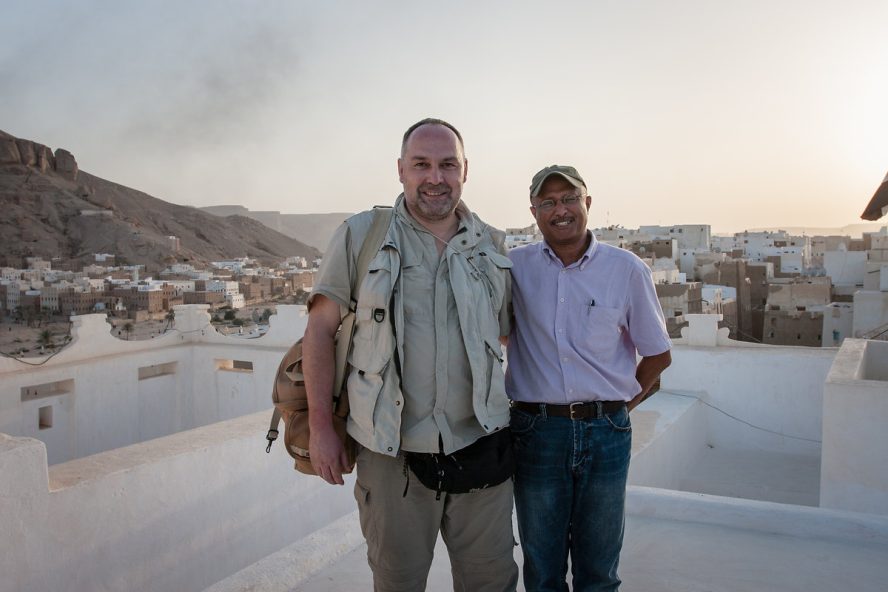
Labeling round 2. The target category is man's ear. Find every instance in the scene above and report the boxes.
[463,158,469,183]
[397,158,404,183]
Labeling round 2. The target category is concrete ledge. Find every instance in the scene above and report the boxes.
[1,412,357,592]
[627,485,888,544]
[203,510,364,592]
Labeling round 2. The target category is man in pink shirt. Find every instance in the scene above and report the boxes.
[506,165,672,591]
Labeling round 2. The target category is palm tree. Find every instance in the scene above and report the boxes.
[37,329,54,350]
[123,322,134,341]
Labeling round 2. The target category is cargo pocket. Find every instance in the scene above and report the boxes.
[346,364,386,436]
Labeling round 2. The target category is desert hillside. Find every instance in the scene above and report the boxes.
[0,130,319,270]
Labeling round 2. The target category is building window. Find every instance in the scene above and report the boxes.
[138,362,178,380]
[39,405,53,430]
[215,359,254,373]
[21,379,74,402]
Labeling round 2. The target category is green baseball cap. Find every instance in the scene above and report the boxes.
[529,164,586,199]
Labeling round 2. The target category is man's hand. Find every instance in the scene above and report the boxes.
[309,423,352,485]
[628,350,672,412]
[302,294,348,485]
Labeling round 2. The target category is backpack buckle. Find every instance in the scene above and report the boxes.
[265,429,279,453]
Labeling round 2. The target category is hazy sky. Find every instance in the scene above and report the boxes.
[3,0,887,234]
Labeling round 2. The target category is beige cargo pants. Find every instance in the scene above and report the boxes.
[354,447,519,592]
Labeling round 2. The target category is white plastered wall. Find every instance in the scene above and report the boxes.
[0,305,308,465]
[821,339,888,515]
[667,316,834,457]
[0,413,356,592]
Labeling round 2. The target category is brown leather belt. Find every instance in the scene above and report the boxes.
[511,400,626,420]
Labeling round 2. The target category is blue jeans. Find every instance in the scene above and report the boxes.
[510,405,632,592]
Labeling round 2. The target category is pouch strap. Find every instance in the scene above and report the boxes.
[265,407,281,453]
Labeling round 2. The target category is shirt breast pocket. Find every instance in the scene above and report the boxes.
[577,305,624,355]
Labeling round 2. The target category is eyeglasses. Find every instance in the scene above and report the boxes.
[532,194,582,211]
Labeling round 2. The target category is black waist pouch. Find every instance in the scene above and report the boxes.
[405,429,514,498]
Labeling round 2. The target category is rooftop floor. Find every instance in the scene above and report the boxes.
[295,499,888,592]
[677,446,821,507]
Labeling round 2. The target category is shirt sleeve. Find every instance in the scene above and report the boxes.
[308,221,353,319]
[626,263,672,357]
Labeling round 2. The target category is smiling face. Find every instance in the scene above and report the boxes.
[397,123,467,225]
[531,174,591,252]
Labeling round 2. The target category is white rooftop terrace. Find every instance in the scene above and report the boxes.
[1,308,887,591]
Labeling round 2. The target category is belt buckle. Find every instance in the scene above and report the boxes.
[569,402,582,420]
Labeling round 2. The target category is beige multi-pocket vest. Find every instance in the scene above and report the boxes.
[342,205,512,456]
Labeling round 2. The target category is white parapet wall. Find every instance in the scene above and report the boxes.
[628,392,709,490]
[668,315,835,457]
[821,339,888,515]
[0,305,362,591]
[2,305,309,465]
[0,413,357,592]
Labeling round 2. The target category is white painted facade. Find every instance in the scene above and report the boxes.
[225,293,246,309]
[863,262,888,291]
[701,285,732,314]
[824,250,867,286]
[821,339,888,514]
[853,290,888,338]
[207,280,240,297]
[639,224,711,251]
[677,248,711,279]
[822,302,854,346]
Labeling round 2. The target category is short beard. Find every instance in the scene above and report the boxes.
[410,185,458,222]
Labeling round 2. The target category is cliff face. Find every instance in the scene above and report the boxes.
[0,130,320,269]
[0,130,78,180]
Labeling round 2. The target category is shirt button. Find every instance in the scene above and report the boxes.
[568,389,574,394]
[558,328,564,333]
[562,357,568,362]
[559,298,565,303]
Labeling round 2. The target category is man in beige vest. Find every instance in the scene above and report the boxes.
[303,118,518,591]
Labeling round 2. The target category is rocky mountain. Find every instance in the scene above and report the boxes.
[200,205,351,251]
[0,130,320,270]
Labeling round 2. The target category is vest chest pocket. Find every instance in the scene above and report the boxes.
[349,253,395,374]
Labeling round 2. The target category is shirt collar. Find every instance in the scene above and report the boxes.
[393,194,479,251]
[540,230,598,270]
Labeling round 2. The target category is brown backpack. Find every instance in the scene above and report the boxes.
[265,207,393,475]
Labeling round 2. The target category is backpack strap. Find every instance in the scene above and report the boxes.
[266,206,394,452]
[332,206,393,398]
